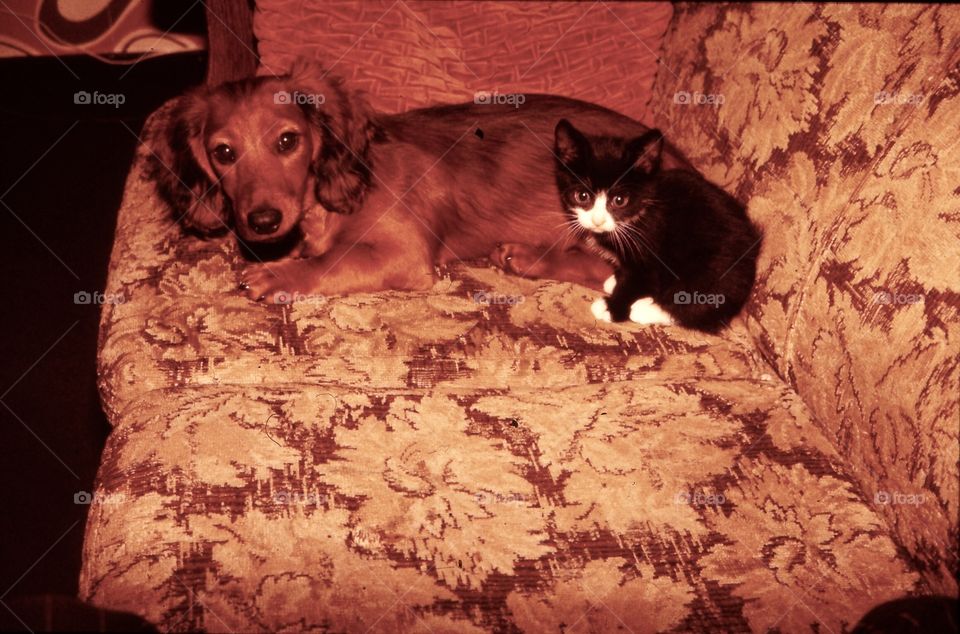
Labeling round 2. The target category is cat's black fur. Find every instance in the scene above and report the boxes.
[553,119,761,332]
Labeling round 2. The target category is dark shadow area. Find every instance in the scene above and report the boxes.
[0,595,155,632]
[0,51,206,627]
[853,596,958,634]
[152,0,207,35]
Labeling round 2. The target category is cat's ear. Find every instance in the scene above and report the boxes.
[628,129,663,174]
[555,119,588,164]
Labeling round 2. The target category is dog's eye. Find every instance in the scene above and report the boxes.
[574,189,593,205]
[611,194,629,208]
[211,144,236,164]
[277,131,299,153]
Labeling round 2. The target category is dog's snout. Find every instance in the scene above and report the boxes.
[247,207,283,234]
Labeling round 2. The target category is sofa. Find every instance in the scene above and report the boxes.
[80,2,959,631]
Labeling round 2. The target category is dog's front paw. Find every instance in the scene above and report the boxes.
[490,243,550,278]
[590,297,613,322]
[240,260,313,303]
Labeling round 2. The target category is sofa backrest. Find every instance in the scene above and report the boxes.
[648,3,960,593]
[254,0,672,121]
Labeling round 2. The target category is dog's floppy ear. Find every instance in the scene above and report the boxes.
[288,60,382,215]
[150,89,230,235]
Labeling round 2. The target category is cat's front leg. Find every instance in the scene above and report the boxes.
[592,272,636,322]
[592,271,673,325]
[592,294,675,325]
[589,274,620,320]
[628,297,675,325]
[602,274,618,294]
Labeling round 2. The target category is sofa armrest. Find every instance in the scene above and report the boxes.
[648,2,960,594]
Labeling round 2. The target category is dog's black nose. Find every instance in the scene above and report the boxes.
[247,208,282,234]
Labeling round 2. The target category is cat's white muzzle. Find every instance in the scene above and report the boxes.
[575,195,617,233]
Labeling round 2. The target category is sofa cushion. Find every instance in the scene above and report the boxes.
[647,2,960,594]
[96,103,769,422]
[82,378,917,632]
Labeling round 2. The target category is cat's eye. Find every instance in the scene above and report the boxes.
[574,189,593,204]
[211,144,236,164]
[277,131,299,153]
[611,194,630,208]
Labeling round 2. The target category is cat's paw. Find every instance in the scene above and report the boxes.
[590,298,613,322]
[628,297,675,325]
[602,275,617,294]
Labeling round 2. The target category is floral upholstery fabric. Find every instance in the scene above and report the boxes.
[80,2,958,632]
[648,2,960,595]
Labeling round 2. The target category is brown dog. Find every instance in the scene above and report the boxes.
[152,61,693,301]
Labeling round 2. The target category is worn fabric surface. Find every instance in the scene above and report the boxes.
[80,2,956,632]
[648,2,960,594]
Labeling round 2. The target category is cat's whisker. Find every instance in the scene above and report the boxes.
[625,232,653,259]
[612,226,635,260]
[619,224,656,258]
[608,230,621,257]
[619,224,647,244]
[616,232,637,259]
[616,226,643,259]
[610,226,625,256]
[560,219,585,243]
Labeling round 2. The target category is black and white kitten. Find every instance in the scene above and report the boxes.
[553,119,760,332]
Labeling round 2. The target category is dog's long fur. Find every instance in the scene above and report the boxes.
[151,62,694,301]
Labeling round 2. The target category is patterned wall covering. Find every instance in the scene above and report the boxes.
[0,0,203,58]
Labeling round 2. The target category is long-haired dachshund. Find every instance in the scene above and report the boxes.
[152,61,693,301]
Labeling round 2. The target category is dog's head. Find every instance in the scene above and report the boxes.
[152,60,381,243]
